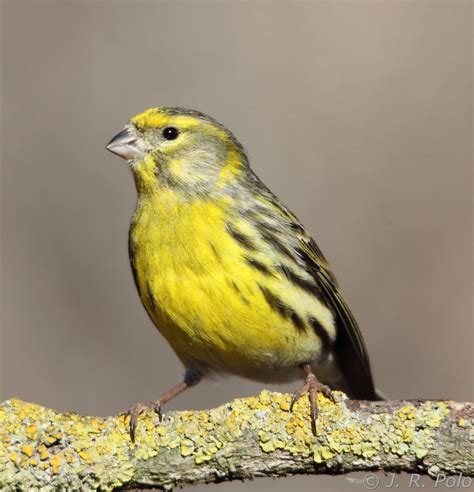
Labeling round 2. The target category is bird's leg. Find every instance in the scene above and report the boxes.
[125,370,201,442]
[290,363,335,435]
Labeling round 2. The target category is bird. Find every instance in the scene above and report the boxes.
[106,107,382,442]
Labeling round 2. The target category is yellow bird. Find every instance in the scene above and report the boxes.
[107,107,381,441]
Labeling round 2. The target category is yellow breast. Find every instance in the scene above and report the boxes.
[129,187,327,379]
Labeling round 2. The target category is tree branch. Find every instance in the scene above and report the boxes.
[0,391,472,490]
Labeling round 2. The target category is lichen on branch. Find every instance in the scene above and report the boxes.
[0,391,472,490]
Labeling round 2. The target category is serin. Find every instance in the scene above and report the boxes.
[106,107,382,442]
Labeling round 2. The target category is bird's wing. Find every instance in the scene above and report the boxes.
[247,180,379,400]
[294,231,379,399]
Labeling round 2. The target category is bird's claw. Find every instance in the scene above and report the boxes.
[289,373,335,435]
[124,401,163,443]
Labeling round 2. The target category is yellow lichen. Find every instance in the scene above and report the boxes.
[279,400,290,412]
[78,451,91,462]
[26,424,38,440]
[0,393,462,490]
[20,445,33,457]
[50,454,62,474]
[179,439,194,457]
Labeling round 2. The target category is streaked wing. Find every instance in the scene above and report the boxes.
[295,233,378,399]
[246,178,379,399]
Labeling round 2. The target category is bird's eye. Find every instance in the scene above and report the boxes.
[163,127,179,140]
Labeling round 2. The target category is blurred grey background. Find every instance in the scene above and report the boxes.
[1,1,472,491]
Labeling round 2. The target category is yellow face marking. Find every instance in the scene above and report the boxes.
[216,148,243,188]
[131,154,158,193]
[131,108,201,132]
[130,107,245,192]
[130,107,232,143]
[167,158,184,177]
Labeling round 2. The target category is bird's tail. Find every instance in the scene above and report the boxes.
[373,387,388,401]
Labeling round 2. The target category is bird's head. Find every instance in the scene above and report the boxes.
[107,107,248,195]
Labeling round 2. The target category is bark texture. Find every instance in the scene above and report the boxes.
[0,391,472,490]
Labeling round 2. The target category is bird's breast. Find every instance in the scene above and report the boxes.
[128,190,329,378]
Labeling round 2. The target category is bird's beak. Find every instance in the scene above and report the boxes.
[106,126,143,160]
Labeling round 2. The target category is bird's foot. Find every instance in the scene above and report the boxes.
[290,366,335,435]
[124,400,163,443]
[122,377,199,443]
